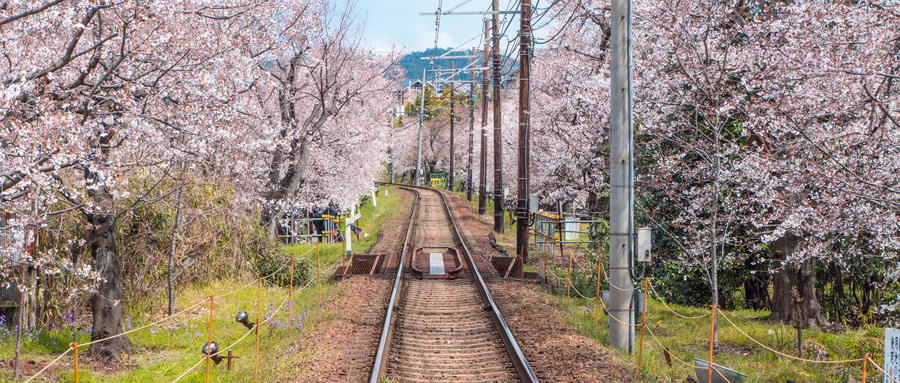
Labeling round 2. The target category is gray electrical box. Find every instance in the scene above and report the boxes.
[528,195,538,213]
[636,227,651,263]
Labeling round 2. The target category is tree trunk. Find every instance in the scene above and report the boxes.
[261,138,311,240]
[769,234,827,328]
[586,190,609,219]
[743,255,769,310]
[88,210,134,360]
[167,183,183,315]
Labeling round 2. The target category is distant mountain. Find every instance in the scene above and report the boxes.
[394,48,520,88]
[395,48,475,86]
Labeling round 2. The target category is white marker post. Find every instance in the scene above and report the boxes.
[345,204,361,258]
[886,327,900,383]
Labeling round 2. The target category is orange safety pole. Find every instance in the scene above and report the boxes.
[205,295,214,382]
[595,256,601,325]
[255,277,261,383]
[708,304,717,383]
[317,242,322,305]
[863,353,870,382]
[638,278,649,376]
[70,343,78,383]
[289,255,294,326]
[567,248,574,302]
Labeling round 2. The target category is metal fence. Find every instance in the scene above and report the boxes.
[277,213,341,245]
[529,211,597,257]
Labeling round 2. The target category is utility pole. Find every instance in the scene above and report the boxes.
[478,19,490,215]
[491,0,504,233]
[467,66,475,201]
[415,68,426,186]
[448,61,456,191]
[516,0,532,264]
[609,0,635,352]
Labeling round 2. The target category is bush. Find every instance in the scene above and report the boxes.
[255,251,312,288]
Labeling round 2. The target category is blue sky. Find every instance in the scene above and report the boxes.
[354,0,522,54]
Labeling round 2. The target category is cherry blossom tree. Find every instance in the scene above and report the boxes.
[0,0,322,359]
[250,1,401,236]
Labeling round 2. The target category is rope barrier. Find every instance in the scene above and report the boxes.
[717,311,864,364]
[552,244,875,382]
[869,355,900,383]
[559,248,638,293]
[564,278,598,301]
[570,279,640,328]
[643,324,737,383]
[22,347,72,383]
[22,247,312,382]
[171,357,206,382]
[647,282,711,319]
[644,323,696,368]
[170,261,326,382]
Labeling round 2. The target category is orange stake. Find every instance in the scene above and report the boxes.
[567,248,574,303]
[595,256,601,325]
[289,255,294,325]
[708,304,717,383]
[638,278,648,375]
[205,295,214,382]
[863,353,870,382]
[317,242,322,305]
[70,343,78,383]
[255,277,261,383]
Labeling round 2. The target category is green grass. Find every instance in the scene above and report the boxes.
[281,184,406,265]
[1,278,338,382]
[445,188,883,382]
[0,186,408,382]
[557,293,882,382]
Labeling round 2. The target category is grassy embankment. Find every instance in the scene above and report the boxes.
[450,187,884,383]
[0,185,406,382]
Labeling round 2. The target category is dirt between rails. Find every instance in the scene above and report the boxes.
[440,190,635,382]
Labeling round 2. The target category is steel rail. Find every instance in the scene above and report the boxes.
[435,187,539,383]
[368,187,420,383]
[369,183,537,383]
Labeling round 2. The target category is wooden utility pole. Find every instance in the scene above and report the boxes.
[415,68,426,186]
[467,65,475,201]
[448,62,456,191]
[478,19,490,215]
[516,0,532,264]
[492,0,504,233]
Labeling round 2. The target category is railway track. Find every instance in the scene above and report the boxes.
[368,186,537,383]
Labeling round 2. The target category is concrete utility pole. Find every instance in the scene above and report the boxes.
[448,61,456,191]
[478,19,490,215]
[491,0,504,233]
[415,68,426,186]
[467,66,475,201]
[609,0,635,352]
[516,0,532,264]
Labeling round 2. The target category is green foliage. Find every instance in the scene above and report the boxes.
[255,251,312,288]
[405,85,449,119]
